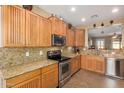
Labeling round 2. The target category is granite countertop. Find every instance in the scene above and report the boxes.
[62,53,80,58]
[1,59,58,80]
[103,54,124,59]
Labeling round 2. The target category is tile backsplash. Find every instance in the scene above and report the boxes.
[0,47,60,69]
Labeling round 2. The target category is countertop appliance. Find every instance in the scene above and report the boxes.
[52,34,66,46]
[105,57,124,79]
[47,50,71,87]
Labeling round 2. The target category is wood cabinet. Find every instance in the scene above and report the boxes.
[49,16,66,36]
[71,55,81,75]
[95,57,105,74]
[75,29,85,47]
[41,63,58,88]
[2,5,26,47]
[60,21,67,36]
[25,10,40,47]
[39,17,51,46]
[66,29,75,46]
[6,63,58,88]
[13,76,41,88]
[2,5,52,47]
[6,69,41,88]
[81,55,105,74]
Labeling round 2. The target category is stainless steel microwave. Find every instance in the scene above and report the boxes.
[52,34,66,46]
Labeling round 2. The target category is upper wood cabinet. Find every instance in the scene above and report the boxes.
[2,5,26,47]
[49,16,66,36]
[66,29,75,46]
[60,20,67,36]
[39,17,51,46]
[25,10,40,47]
[75,29,85,47]
[2,5,52,47]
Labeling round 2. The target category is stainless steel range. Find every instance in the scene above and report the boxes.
[47,50,71,87]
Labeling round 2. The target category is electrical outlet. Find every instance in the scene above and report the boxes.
[61,49,63,52]
[26,51,29,57]
[39,50,43,56]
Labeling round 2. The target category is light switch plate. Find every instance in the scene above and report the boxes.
[26,51,29,57]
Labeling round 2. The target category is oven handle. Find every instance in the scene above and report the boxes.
[59,60,71,65]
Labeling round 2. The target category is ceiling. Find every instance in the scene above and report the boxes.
[39,5,124,26]
[88,24,123,37]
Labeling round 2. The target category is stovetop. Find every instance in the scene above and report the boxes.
[51,56,71,62]
[47,50,71,62]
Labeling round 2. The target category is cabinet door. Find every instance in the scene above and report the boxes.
[2,5,25,47]
[75,29,85,47]
[95,57,105,74]
[13,76,41,88]
[50,17,59,35]
[66,29,74,46]
[76,56,81,70]
[39,17,51,46]
[71,56,80,75]
[71,58,76,75]
[81,55,86,69]
[86,55,93,71]
[42,68,58,88]
[60,21,67,36]
[26,10,39,47]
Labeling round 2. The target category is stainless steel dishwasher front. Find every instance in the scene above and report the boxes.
[105,58,124,79]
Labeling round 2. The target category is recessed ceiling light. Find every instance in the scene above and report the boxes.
[112,8,119,13]
[81,18,86,22]
[70,7,76,12]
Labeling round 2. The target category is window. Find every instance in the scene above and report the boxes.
[96,39,105,49]
[112,40,122,49]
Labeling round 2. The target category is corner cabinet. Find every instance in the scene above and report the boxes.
[2,5,26,47]
[75,29,85,47]
[25,10,40,47]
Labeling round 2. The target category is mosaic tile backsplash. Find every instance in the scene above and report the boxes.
[0,47,61,69]
[0,46,123,69]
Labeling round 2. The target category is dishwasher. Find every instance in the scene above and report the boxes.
[105,58,124,79]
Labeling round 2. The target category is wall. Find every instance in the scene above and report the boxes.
[92,36,112,49]
[77,18,124,48]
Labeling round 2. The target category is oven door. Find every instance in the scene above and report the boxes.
[59,60,71,81]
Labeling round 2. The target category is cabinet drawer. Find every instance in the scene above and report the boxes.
[42,63,58,73]
[6,69,41,88]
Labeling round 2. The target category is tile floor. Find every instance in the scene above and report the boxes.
[63,70,124,88]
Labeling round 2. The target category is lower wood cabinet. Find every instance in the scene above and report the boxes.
[81,55,105,74]
[41,64,58,88]
[71,55,81,75]
[6,63,58,88]
[13,76,41,88]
